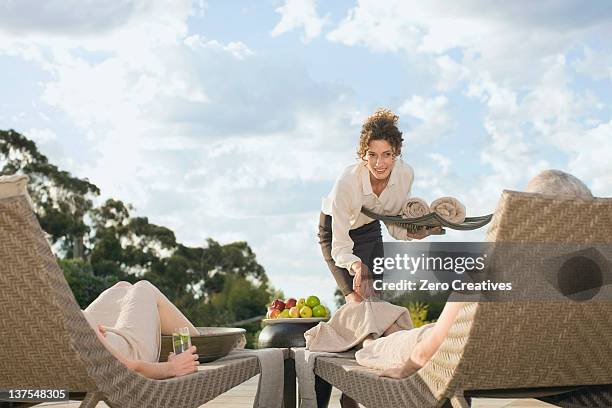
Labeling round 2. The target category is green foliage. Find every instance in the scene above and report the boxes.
[333,288,345,308]
[390,289,449,322]
[180,276,275,348]
[59,259,115,308]
[241,322,263,350]
[406,301,431,328]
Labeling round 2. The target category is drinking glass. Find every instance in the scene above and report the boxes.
[172,327,192,354]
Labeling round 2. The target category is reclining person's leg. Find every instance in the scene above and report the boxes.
[132,280,199,336]
[112,281,162,362]
[83,281,133,327]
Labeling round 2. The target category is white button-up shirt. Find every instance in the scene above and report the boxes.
[321,159,414,273]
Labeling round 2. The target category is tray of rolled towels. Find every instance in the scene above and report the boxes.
[361,196,493,232]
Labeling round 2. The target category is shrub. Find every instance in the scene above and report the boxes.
[59,259,115,308]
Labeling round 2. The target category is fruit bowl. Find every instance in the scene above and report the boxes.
[159,327,245,363]
[266,295,330,320]
[262,317,328,325]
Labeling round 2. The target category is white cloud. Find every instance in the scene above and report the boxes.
[0,0,193,58]
[185,35,254,60]
[573,46,612,81]
[566,120,612,193]
[428,153,451,175]
[433,55,469,92]
[26,127,57,143]
[327,0,612,88]
[271,0,330,43]
[327,1,420,53]
[398,95,452,143]
[0,0,140,35]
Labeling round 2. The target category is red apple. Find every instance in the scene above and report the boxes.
[270,299,285,311]
[285,298,297,309]
[271,299,286,311]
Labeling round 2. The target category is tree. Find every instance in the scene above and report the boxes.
[59,259,114,308]
[88,199,277,329]
[0,129,100,258]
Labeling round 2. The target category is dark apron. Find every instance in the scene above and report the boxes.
[318,212,384,296]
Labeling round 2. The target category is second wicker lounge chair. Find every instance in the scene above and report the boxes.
[313,190,612,408]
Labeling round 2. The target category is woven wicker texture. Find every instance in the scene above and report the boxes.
[315,190,612,407]
[539,384,612,407]
[315,357,441,407]
[0,195,259,407]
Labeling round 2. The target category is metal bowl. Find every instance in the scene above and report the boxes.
[159,327,245,363]
[258,320,320,348]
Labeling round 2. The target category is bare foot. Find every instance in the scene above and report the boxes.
[380,358,422,379]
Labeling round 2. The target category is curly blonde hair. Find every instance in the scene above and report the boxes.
[357,108,404,160]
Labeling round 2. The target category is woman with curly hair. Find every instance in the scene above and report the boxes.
[319,108,438,304]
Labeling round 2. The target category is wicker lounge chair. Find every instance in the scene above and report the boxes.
[0,194,260,408]
[313,190,612,407]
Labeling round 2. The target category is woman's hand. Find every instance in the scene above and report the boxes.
[351,262,376,299]
[167,345,199,377]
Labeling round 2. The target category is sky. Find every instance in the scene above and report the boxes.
[1,0,611,309]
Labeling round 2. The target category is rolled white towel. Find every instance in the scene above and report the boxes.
[430,196,466,223]
[401,197,430,218]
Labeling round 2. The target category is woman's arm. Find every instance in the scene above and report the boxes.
[330,180,362,271]
[93,324,199,380]
[129,350,199,380]
[409,302,464,365]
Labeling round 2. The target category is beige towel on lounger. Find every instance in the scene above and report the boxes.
[298,301,412,408]
[219,348,285,408]
[294,348,355,408]
[401,197,430,218]
[305,300,413,352]
[430,196,466,223]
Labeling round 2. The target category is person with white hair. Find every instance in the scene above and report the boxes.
[525,169,593,199]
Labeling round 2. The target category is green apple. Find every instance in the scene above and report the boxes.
[299,305,313,318]
[297,298,306,309]
[312,304,327,318]
[279,309,291,318]
[306,295,320,308]
[288,306,300,318]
